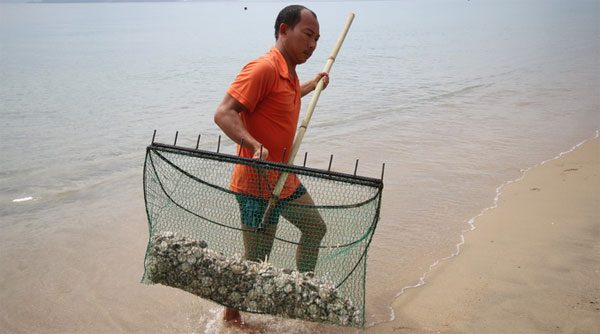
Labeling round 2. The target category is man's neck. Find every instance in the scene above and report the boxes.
[275,43,297,79]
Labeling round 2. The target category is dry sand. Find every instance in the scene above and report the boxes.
[369,137,600,333]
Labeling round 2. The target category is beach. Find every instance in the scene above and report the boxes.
[1,1,599,332]
[371,136,600,333]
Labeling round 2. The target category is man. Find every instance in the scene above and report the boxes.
[214,4,329,327]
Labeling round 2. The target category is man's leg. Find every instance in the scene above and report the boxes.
[241,223,278,262]
[281,191,327,272]
[224,221,278,325]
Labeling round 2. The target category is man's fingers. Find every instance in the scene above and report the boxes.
[253,147,269,160]
[319,72,330,88]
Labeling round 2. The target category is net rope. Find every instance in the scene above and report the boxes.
[142,143,383,328]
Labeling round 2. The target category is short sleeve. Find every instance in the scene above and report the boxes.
[227,59,276,112]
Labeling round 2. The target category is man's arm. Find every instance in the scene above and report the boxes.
[214,94,269,160]
[301,72,329,97]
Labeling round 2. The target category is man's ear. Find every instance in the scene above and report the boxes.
[278,23,288,37]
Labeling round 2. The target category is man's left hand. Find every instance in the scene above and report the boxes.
[315,72,329,90]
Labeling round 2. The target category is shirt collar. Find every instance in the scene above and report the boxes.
[270,47,295,81]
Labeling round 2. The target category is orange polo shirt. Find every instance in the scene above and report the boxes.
[227,48,301,199]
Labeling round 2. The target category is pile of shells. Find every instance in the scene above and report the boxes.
[144,231,362,327]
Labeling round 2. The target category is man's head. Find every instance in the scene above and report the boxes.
[274,5,317,39]
[274,5,320,65]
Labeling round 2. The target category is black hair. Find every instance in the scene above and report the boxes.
[274,5,317,40]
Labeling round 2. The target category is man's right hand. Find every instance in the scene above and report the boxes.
[252,145,269,160]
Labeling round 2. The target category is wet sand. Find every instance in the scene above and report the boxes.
[370,137,600,333]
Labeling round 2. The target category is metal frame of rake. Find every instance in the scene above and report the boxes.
[150,129,385,182]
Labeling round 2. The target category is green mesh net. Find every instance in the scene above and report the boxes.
[142,142,383,328]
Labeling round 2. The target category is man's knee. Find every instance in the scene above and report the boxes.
[306,217,327,242]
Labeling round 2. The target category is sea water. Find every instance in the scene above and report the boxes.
[1,0,598,332]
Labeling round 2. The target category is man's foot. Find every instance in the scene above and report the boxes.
[223,307,261,333]
[223,307,242,324]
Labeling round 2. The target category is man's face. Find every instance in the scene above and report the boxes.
[283,10,320,65]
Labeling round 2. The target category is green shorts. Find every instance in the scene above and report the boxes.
[236,184,307,230]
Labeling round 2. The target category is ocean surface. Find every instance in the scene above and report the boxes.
[1,0,598,332]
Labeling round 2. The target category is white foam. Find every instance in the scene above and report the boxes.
[378,129,600,325]
[202,307,221,334]
[12,196,33,203]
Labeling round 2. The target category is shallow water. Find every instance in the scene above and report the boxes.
[1,0,598,332]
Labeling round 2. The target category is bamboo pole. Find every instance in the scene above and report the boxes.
[260,13,355,227]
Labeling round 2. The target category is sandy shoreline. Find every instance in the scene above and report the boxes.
[369,136,599,333]
[1,137,597,334]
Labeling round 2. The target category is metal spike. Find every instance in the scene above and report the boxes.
[328,154,333,171]
[381,163,386,180]
[354,159,359,176]
[196,134,201,149]
[238,138,245,156]
[217,135,221,153]
[151,129,156,144]
[174,131,179,146]
[303,152,308,167]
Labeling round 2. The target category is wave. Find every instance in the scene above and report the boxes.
[12,196,34,202]
[423,83,490,102]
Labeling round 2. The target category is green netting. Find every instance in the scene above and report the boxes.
[142,142,383,328]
